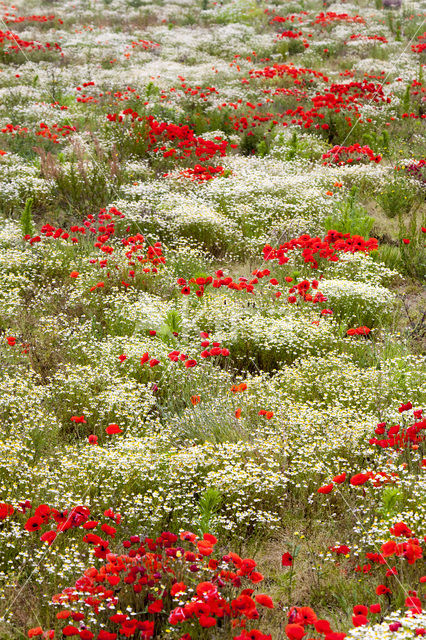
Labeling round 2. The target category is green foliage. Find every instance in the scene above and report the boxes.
[325,188,374,238]
[402,85,411,114]
[378,486,403,518]
[362,129,390,155]
[160,309,183,340]
[198,487,222,534]
[376,178,417,219]
[20,197,34,237]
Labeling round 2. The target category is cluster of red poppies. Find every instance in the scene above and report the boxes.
[263,231,378,269]
[171,164,225,182]
[348,34,388,44]
[36,122,77,143]
[248,63,328,84]
[346,326,371,336]
[369,406,425,450]
[411,32,426,53]
[322,144,382,165]
[106,109,232,162]
[0,30,62,53]
[313,12,365,25]
[1,13,59,24]
[1,122,28,136]
[26,531,276,640]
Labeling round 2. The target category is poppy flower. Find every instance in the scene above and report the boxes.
[353,605,368,616]
[317,483,333,494]
[350,473,370,486]
[389,522,412,538]
[315,620,331,634]
[191,395,201,405]
[28,629,43,638]
[199,615,217,628]
[333,472,346,484]
[398,402,412,413]
[235,408,241,419]
[149,358,160,367]
[185,359,197,368]
[402,238,410,245]
[255,594,274,609]
[282,552,293,567]
[171,582,186,596]
[70,271,79,278]
[352,615,369,627]
[285,624,306,640]
[250,572,264,583]
[376,584,391,595]
[298,607,317,625]
[6,336,16,346]
[119,354,127,362]
[106,424,122,435]
[101,523,116,538]
[40,530,57,545]
[148,598,163,613]
[369,604,381,614]
[70,415,86,424]
[62,626,80,636]
[88,435,98,445]
[0,503,14,520]
[25,516,43,531]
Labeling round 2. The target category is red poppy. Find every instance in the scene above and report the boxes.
[148,598,163,613]
[315,620,331,634]
[332,472,346,484]
[40,530,57,545]
[25,516,43,532]
[369,604,381,614]
[352,615,369,627]
[376,584,391,595]
[62,626,80,637]
[285,624,306,640]
[106,424,122,435]
[353,605,368,616]
[255,594,274,609]
[317,483,333,494]
[0,503,14,520]
[282,552,293,567]
[350,473,370,486]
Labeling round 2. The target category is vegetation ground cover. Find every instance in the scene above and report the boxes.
[0,0,425,638]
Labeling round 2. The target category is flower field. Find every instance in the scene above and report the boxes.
[0,0,425,637]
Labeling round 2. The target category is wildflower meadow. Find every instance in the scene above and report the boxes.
[0,0,425,638]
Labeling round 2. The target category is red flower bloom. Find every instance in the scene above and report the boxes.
[317,483,333,494]
[255,594,274,609]
[333,472,346,484]
[352,615,369,627]
[148,599,163,613]
[285,624,306,640]
[106,424,122,435]
[281,552,293,566]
